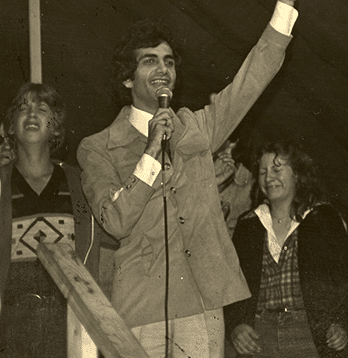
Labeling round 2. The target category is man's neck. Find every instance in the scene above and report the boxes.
[132,95,158,115]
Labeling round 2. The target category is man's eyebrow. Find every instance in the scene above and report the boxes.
[138,53,175,61]
[138,53,157,60]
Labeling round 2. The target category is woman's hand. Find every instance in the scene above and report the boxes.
[232,323,262,355]
[326,323,348,351]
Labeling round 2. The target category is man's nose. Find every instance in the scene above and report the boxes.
[4,138,11,150]
[156,60,167,74]
[2,137,11,150]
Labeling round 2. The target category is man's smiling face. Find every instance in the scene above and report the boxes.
[124,42,176,114]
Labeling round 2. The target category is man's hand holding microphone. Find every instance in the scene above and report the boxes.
[145,88,174,160]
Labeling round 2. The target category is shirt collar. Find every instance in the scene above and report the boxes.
[255,203,311,233]
[129,105,153,138]
[255,203,299,235]
[255,203,311,262]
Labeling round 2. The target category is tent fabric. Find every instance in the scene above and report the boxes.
[1,0,348,217]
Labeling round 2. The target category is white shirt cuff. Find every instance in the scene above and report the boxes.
[134,154,161,186]
[270,1,298,36]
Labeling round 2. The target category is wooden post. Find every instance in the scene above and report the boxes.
[29,0,42,83]
[37,243,149,358]
[67,305,98,358]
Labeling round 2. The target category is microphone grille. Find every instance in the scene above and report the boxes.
[156,87,172,100]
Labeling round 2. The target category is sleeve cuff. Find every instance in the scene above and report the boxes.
[270,1,298,36]
[134,153,161,186]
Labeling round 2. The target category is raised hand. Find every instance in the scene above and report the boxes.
[214,141,237,186]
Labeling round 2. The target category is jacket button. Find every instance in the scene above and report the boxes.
[185,249,191,257]
[126,184,131,190]
[179,217,185,224]
[164,163,171,171]
[131,177,136,183]
[170,187,176,194]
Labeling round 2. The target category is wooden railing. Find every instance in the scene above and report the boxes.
[37,243,149,358]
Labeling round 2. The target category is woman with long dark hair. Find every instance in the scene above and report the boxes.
[224,140,348,357]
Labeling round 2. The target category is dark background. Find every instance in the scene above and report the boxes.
[1,0,348,218]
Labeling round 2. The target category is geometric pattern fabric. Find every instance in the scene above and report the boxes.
[11,214,75,261]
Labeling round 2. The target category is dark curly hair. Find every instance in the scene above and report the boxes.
[5,82,66,154]
[252,140,328,221]
[112,19,182,105]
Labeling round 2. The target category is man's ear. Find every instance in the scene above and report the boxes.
[123,79,133,89]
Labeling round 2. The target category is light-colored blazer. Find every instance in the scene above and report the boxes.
[77,24,292,329]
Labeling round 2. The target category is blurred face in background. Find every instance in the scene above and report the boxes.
[0,123,15,167]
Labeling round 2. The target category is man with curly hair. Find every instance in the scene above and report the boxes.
[78,1,298,357]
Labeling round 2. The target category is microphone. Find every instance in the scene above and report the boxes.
[156,87,173,142]
[156,87,172,109]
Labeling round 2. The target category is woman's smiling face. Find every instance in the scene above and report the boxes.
[13,92,56,147]
[258,152,297,205]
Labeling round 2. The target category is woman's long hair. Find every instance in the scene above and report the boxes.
[252,140,328,221]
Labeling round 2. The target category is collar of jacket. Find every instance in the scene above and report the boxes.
[107,106,147,150]
[106,106,211,161]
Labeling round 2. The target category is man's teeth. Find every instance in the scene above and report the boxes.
[151,80,168,85]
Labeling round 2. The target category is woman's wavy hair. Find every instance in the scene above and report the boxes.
[112,19,182,105]
[5,82,66,154]
[252,140,328,221]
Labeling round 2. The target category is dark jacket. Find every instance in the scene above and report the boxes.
[224,204,348,357]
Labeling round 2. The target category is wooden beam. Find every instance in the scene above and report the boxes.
[29,0,42,83]
[37,243,149,358]
[67,305,98,358]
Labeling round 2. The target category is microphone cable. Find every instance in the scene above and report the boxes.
[157,87,173,357]
[161,137,170,358]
